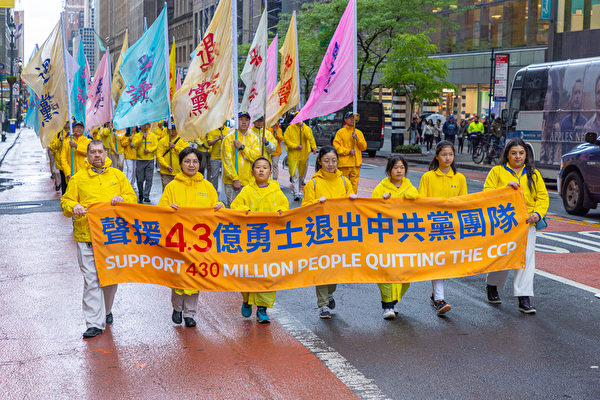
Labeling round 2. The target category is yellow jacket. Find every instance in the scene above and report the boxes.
[301,169,353,205]
[194,134,211,153]
[60,134,92,177]
[132,131,159,160]
[250,126,277,157]
[418,168,468,199]
[100,127,112,149]
[272,126,284,157]
[221,130,261,185]
[333,125,367,168]
[284,123,316,161]
[91,127,101,141]
[157,135,189,175]
[60,158,137,242]
[107,129,127,155]
[484,164,549,218]
[372,177,419,199]
[158,172,219,208]
[121,134,137,160]
[467,121,485,134]
[231,180,289,212]
[49,130,67,170]
[208,126,228,159]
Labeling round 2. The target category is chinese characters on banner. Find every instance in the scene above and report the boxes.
[86,51,114,129]
[240,9,268,121]
[87,188,529,292]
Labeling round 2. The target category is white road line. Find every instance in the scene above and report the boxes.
[537,231,600,252]
[536,270,600,294]
[271,307,390,400]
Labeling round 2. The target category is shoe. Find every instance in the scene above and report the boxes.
[172,310,182,324]
[55,185,60,191]
[294,196,300,201]
[106,313,113,325]
[383,308,396,320]
[518,296,536,314]
[138,197,143,204]
[430,295,451,315]
[184,317,196,327]
[328,295,336,310]
[241,302,252,318]
[82,327,103,338]
[319,305,332,319]
[486,285,501,304]
[256,307,271,323]
[143,197,151,203]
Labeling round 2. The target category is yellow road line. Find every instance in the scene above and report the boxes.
[548,215,600,228]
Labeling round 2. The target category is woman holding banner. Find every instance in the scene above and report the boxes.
[302,145,357,319]
[158,147,224,327]
[484,139,549,314]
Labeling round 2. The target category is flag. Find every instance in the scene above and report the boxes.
[240,9,268,120]
[94,31,106,52]
[266,13,300,127]
[176,68,182,91]
[169,39,176,99]
[110,31,128,107]
[86,51,113,130]
[71,37,87,124]
[290,0,356,124]
[25,86,40,133]
[113,6,170,130]
[172,0,232,140]
[0,1,15,8]
[21,20,70,147]
[266,34,278,96]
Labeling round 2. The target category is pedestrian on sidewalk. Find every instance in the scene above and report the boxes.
[284,117,317,201]
[60,140,137,338]
[484,138,549,314]
[231,157,289,324]
[457,119,467,153]
[423,119,435,152]
[434,119,443,144]
[442,115,458,143]
[334,111,367,194]
[371,155,419,320]
[158,147,223,328]
[302,145,357,319]
[132,123,159,203]
[418,140,467,315]
[156,123,189,190]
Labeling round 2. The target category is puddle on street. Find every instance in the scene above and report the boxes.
[0,177,22,192]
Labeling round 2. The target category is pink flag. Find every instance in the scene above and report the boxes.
[267,34,278,95]
[85,51,113,129]
[291,0,356,124]
[176,68,182,91]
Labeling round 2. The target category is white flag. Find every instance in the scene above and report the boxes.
[239,9,268,121]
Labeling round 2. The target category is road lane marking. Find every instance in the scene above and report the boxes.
[271,307,390,400]
[536,270,600,294]
[537,232,600,252]
[548,215,600,228]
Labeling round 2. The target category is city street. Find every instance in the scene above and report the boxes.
[0,128,598,399]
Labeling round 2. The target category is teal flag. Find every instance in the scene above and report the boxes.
[113,5,170,130]
[25,85,40,134]
[71,38,87,124]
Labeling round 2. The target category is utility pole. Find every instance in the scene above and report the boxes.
[488,47,495,121]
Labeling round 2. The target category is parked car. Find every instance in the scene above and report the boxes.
[311,101,385,157]
[558,132,600,215]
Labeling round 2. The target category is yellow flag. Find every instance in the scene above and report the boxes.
[21,20,69,148]
[169,40,176,100]
[110,31,128,107]
[265,13,300,127]
[171,0,232,140]
[0,1,15,8]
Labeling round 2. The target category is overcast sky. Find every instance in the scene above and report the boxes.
[20,0,62,60]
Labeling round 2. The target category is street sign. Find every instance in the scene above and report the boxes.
[493,54,509,102]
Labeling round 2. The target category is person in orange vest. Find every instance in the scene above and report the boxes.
[333,111,367,194]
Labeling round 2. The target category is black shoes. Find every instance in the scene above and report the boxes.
[184,317,196,327]
[138,196,143,204]
[83,327,103,338]
[430,295,451,315]
[143,197,151,203]
[328,295,336,310]
[106,313,113,324]
[172,310,182,324]
[486,285,501,304]
[518,296,536,314]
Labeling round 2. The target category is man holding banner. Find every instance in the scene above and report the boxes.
[61,140,137,338]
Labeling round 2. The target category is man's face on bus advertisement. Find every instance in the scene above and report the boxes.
[571,80,583,110]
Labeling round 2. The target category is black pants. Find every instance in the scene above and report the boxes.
[425,135,434,151]
[136,159,154,200]
[457,137,464,153]
[60,170,67,194]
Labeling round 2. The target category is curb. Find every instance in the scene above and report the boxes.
[0,129,23,167]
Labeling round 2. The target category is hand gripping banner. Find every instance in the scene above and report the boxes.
[87,187,529,292]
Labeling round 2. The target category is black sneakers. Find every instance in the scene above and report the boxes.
[106,312,113,324]
[82,327,103,339]
[172,309,182,324]
[518,296,536,314]
[328,295,336,310]
[184,317,196,327]
[430,295,451,315]
[486,285,501,304]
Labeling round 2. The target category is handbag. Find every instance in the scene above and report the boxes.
[535,215,547,231]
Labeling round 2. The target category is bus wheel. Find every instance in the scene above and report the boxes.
[562,171,589,215]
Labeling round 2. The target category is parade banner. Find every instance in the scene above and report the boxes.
[110,31,128,107]
[240,9,268,121]
[71,38,87,124]
[88,187,529,292]
[86,51,113,129]
[171,0,232,140]
[169,40,176,100]
[266,34,278,96]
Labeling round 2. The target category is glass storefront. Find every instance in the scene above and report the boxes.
[557,0,600,32]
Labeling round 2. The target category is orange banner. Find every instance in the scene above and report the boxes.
[87,187,529,291]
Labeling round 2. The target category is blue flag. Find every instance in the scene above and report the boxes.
[71,38,87,124]
[25,86,40,133]
[113,5,170,130]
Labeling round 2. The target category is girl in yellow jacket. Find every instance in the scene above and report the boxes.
[371,155,419,319]
[158,147,224,328]
[302,145,357,319]
[418,140,467,315]
[484,138,549,314]
[231,157,289,323]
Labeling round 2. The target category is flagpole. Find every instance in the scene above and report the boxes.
[262,0,268,156]
[294,11,301,109]
[163,3,172,125]
[232,0,239,173]
[60,12,75,177]
[351,0,357,149]
[106,45,118,152]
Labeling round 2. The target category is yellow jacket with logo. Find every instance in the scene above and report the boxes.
[158,172,220,208]
[333,125,367,168]
[483,164,549,218]
[284,123,316,161]
[418,168,468,199]
[221,130,261,185]
[60,134,92,177]
[132,131,159,160]
[231,180,289,212]
[60,158,137,242]
[156,135,189,175]
[272,126,284,157]
[301,169,353,205]
[372,177,419,199]
[208,126,228,160]
[250,126,276,157]
[121,134,138,160]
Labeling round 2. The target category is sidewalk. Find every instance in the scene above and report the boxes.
[0,129,22,167]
